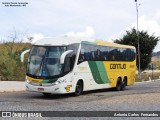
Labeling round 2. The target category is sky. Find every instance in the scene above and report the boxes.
[0,0,160,51]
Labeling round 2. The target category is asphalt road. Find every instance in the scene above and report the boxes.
[1,80,160,119]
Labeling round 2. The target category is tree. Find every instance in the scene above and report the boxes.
[114,28,159,71]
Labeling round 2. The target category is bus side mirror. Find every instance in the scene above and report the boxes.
[60,50,73,64]
[21,49,30,62]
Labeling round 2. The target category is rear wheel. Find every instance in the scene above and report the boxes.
[75,81,83,96]
[116,78,122,91]
[122,78,127,90]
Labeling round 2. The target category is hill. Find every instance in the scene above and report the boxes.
[0,42,31,81]
[153,51,160,58]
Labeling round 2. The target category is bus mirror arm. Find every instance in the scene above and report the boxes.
[20,49,30,62]
[60,50,73,64]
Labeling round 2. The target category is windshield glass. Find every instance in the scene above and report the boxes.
[27,46,66,78]
[27,44,79,79]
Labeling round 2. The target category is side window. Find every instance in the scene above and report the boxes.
[116,48,121,61]
[64,44,79,73]
[95,46,101,61]
[79,49,85,62]
[124,49,131,60]
[132,49,136,60]
[119,48,125,61]
[107,47,111,61]
[64,52,75,73]
[90,45,95,61]
[78,44,100,63]
[84,45,91,61]
[101,46,109,61]
[78,44,86,64]
[63,54,71,73]
[114,48,118,61]
[78,44,136,62]
[130,49,136,61]
[108,47,115,61]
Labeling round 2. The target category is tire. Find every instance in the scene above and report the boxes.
[75,81,83,96]
[43,93,52,97]
[116,78,122,91]
[122,78,127,90]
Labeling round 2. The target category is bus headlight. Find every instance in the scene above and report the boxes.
[53,79,65,85]
[25,77,30,83]
[54,81,61,85]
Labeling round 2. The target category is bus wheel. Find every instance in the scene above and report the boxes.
[43,93,51,97]
[116,78,122,91]
[75,80,83,96]
[122,78,127,90]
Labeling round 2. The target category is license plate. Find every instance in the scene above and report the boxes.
[38,88,44,91]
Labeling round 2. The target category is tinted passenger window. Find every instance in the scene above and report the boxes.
[78,43,136,64]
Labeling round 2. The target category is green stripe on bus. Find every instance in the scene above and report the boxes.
[88,61,110,84]
[88,61,103,84]
[96,62,110,83]
[42,79,58,83]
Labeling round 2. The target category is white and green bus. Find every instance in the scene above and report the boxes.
[21,36,136,96]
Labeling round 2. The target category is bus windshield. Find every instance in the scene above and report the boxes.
[27,46,66,78]
[27,44,79,78]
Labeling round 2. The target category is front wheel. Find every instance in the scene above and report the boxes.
[75,81,83,96]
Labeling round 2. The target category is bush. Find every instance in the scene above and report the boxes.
[0,43,31,81]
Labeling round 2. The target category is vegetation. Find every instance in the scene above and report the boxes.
[114,28,159,71]
[0,42,31,81]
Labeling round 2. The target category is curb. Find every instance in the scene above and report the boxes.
[135,79,160,84]
[0,81,25,93]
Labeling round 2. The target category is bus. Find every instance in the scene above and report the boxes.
[21,36,136,96]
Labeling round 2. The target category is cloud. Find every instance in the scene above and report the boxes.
[1,0,160,52]
[131,15,160,52]
[23,33,44,44]
[23,26,95,44]
[107,32,124,42]
[132,15,160,36]
[108,14,160,52]
[23,26,95,43]
[64,26,95,38]
[153,10,160,21]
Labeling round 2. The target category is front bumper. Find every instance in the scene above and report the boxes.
[25,82,72,94]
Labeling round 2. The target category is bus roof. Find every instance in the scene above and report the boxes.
[33,36,135,49]
[95,39,135,49]
[33,36,82,46]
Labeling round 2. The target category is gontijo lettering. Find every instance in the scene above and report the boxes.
[110,64,126,69]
